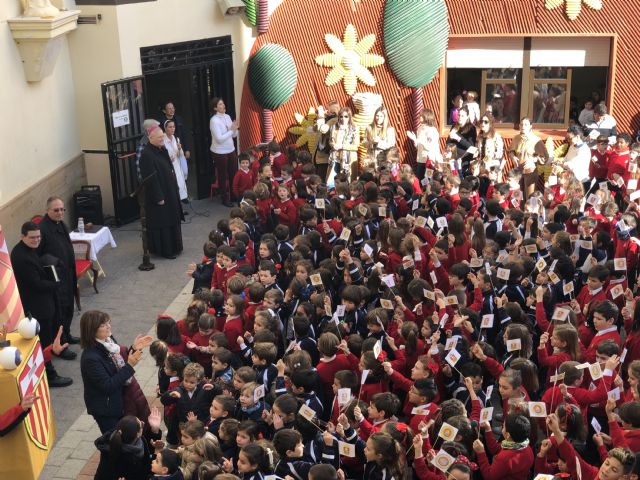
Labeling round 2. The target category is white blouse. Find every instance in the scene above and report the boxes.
[209,112,237,154]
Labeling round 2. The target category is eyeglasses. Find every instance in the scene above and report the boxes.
[52,208,66,212]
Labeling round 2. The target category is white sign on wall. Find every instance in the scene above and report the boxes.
[112,109,130,128]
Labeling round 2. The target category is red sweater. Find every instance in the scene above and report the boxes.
[273,198,297,231]
[223,316,244,353]
[476,431,534,480]
[232,169,254,199]
[316,353,360,393]
[607,149,631,182]
[271,153,287,179]
[256,198,272,227]
[609,420,640,452]
[557,437,599,480]
[589,147,609,179]
[541,375,612,419]
[583,328,621,363]
[537,345,573,387]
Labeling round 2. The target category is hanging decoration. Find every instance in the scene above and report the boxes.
[243,0,257,26]
[545,0,603,20]
[248,43,298,142]
[315,24,385,96]
[288,108,320,153]
[383,0,448,131]
[257,0,269,33]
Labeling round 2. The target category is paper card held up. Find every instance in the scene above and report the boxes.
[438,423,459,442]
[528,401,547,418]
[445,348,461,367]
[338,441,356,457]
[480,407,494,423]
[380,298,394,310]
[338,388,351,406]
[431,449,456,473]
[481,314,494,329]
[506,338,522,352]
[497,267,511,281]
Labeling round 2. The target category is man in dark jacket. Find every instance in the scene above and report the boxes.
[11,221,72,387]
[38,196,79,358]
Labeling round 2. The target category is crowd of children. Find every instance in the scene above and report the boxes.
[102,126,640,480]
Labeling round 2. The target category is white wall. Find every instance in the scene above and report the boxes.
[115,0,255,114]
[0,1,81,207]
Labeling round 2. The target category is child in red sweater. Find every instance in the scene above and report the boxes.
[547,412,635,480]
[272,184,297,233]
[583,300,622,363]
[232,153,255,200]
[473,412,534,480]
[223,294,245,353]
[315,333,359,396]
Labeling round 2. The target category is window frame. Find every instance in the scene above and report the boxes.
[528,68,573,129]
[442,35,614,135]
[480,69,523,127]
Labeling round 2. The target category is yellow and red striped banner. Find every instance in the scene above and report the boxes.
[0,225,24,332]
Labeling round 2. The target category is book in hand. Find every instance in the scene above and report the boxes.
[45,265,60,282]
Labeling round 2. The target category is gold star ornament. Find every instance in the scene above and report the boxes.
[545,0,603,20]
[288,108,319,152]
[315,24,385,96]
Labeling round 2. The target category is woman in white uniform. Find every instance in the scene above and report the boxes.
[163,119,188,202]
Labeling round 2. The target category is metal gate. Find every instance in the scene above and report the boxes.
[100,76,145,224]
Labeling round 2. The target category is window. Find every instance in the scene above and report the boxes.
[445,37,611,129]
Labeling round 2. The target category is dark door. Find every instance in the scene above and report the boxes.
[100,76,145,224]
[190,64,236,199]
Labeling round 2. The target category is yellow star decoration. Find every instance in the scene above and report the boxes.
[315,24,385,96]
[288,108,319,153]
[545,0,602,20]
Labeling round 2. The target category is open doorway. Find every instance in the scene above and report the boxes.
[140,36,236,199]
[145,70,198,196]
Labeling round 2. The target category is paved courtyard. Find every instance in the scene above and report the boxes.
[37,198,227,479]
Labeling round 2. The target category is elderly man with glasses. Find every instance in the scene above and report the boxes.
[38,196,79,360]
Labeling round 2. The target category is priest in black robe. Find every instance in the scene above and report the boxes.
[139,125,184,259]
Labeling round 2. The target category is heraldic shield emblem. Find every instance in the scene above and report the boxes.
[16,341,51,449]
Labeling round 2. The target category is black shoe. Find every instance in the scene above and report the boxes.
[66,335,80,345]
[181,199,189,204]
[56,348,77,360]
[48,374,73,388]
[222,200,234,207]
[183,211,189,216]
[162,254,177,259]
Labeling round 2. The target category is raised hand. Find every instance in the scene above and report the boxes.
[127,349,143,367]
[51,326,69,356]
[186,411,197,422]
[472,439,485,453]
[148,406,162,431]
[20,393,38,411]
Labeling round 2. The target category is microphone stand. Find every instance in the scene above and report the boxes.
[131,171,157,271]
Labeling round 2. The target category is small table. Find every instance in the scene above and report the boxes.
[69,226,117,277]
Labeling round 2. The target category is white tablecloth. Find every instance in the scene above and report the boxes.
[70,226,117,261]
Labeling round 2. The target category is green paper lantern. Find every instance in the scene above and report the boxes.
[383,0,449,89]
[243,0,257,26]
[248,44,298,111]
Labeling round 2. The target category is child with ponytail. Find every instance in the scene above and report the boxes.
[363,432,405,480]
[222,442,277,480]
[537,324,582,387]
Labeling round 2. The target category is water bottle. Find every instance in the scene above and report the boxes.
[78,217,85,235]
